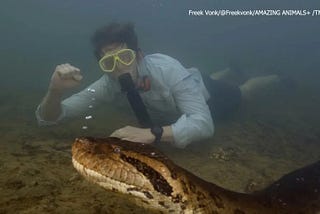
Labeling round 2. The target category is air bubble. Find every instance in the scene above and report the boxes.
[87,88,96,93]
[85,115,93,120]
[82,126,88,130]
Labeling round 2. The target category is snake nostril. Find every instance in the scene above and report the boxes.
[113,147,121,153]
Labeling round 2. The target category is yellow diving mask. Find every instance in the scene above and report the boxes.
[99,48,136,72]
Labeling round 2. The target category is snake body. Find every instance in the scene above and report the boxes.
[72,137,320,214]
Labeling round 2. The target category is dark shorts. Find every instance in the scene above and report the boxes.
[201,73,242,121]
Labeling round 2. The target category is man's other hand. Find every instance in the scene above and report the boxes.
[110,126,155,144]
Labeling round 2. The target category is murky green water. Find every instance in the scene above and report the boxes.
[1,0,320,213]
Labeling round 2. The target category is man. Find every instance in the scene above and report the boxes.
[36,22,280,148]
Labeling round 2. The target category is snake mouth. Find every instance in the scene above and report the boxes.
[72,157,140,194]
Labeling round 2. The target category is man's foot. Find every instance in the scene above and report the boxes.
[210,67,232,80]
[239,74,281,100]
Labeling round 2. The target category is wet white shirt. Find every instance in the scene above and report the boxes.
[36,54,214,148]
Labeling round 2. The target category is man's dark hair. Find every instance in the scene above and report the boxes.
[91,22,138,61]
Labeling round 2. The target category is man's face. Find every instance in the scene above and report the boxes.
[100,43,138,82]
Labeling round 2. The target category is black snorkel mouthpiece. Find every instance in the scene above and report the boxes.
[118,73,153,128]
[118,73,136,92]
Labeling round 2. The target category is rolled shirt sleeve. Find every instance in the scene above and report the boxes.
[170,74,214,148]
[35,74,116,125]
[35,104,67,126]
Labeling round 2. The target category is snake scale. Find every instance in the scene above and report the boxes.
[72,137,320,214]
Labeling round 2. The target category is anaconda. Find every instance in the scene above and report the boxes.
[72,137,320,214]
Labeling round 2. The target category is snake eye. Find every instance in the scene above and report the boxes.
[113,147,121,154]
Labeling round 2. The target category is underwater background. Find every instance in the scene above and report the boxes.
[0,0,320,213]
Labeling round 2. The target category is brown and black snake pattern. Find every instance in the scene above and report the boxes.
[72,137,320,214]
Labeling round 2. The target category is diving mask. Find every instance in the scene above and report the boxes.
[99,48,136,72]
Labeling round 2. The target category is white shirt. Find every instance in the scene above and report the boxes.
[36,53,214,148]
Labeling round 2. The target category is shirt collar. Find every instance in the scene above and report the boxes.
[137,57,149,77]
